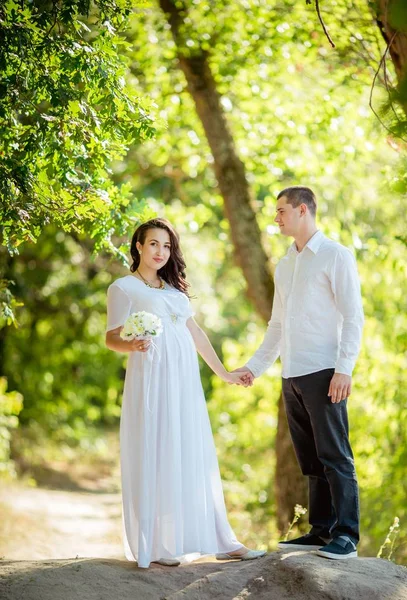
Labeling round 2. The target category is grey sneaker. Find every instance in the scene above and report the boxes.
[316,536,358,560]
[278,533,330,551]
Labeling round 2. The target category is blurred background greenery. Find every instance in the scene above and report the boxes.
[1,0,406,564]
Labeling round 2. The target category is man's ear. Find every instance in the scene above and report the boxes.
[300,203,308,217]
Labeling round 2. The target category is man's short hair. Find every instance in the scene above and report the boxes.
[277,186,317,217]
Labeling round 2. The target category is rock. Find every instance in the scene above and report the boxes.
[0,551,406,600]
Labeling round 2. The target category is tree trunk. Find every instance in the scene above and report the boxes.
[376,0,407,116]
[159,0,307,529]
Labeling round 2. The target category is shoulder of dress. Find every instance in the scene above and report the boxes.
[165,283,187,295]
[108,276,132,295]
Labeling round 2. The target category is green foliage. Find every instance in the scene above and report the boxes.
[0,228,133,443]
[0,0,158,256]
[0,377,23,477]
[0,279,23,327]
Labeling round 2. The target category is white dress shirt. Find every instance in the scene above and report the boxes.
[245,230,364,379]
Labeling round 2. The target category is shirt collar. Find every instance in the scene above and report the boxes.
[306,230,324,254]
[289,230,324,255]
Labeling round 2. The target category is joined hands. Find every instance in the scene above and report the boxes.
[222,367,255,387]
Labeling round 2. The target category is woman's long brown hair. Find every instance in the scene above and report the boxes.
[130,218,191,297]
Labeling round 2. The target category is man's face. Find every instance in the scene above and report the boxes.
[274,196,301,236]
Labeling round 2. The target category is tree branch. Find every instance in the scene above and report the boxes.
[307,0,335,48]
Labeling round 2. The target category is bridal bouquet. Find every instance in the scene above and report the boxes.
[120,311,163,341]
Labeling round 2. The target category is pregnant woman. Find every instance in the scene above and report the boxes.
[105,217,266,568]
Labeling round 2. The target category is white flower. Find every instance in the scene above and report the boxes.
[294,504,307,516]
[120,311,163,340]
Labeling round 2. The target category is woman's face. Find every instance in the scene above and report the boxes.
[137,228,171,271]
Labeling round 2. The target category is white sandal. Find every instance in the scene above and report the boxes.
[216,549,267,561]
[152,558,181,567]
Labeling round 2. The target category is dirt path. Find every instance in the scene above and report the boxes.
[0,483,123,561]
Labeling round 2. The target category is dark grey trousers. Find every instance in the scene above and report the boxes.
[282,368,360,543]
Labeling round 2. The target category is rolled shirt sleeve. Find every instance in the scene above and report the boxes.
[331,249,364,376]
[245,284,282,378]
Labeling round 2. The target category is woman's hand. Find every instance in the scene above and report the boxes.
[106,327,151,353]
[127,338,151,353]
[221,371,244,385]
[232,367,255,387]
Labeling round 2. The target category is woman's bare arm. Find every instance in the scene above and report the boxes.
[105,326,151,353]
[186,317,244,384]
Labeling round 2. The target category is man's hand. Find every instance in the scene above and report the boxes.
[232,367,255,387]
[328,373,352,403]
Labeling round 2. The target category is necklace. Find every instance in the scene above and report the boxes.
[136,269,165,290]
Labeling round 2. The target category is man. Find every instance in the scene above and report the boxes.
[237,186,364,560]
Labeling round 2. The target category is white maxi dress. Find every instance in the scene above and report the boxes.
[106,275,242,568]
